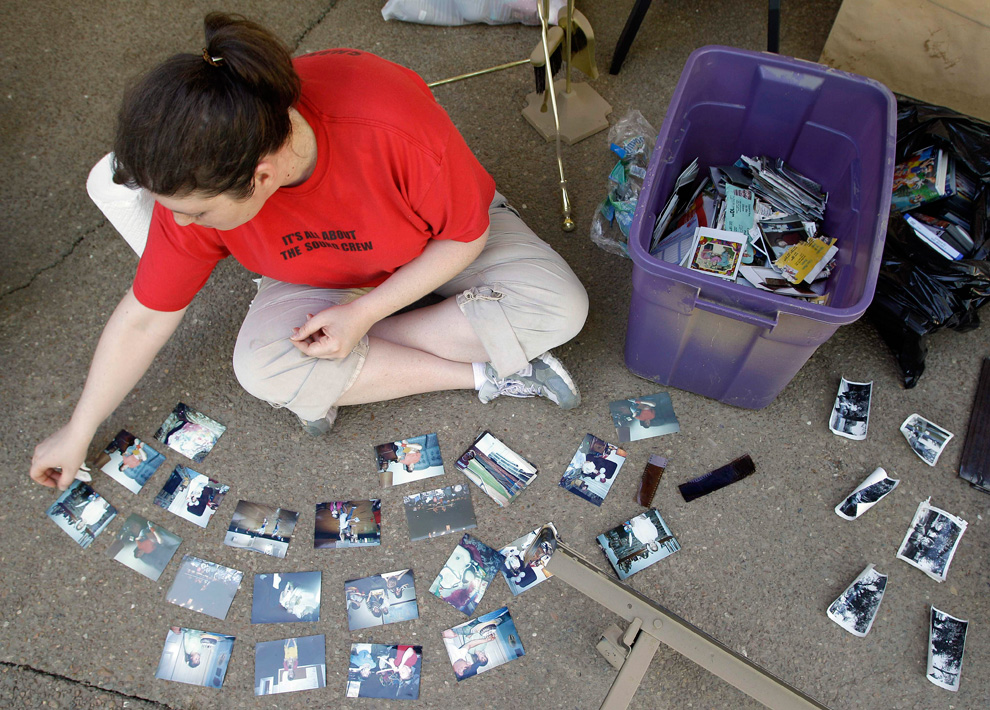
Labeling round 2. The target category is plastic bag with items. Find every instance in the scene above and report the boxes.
[382,0,566,26]
[867,96,990,388]
[590,109,657,258]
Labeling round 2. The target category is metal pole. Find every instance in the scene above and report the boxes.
[546,542,831,710]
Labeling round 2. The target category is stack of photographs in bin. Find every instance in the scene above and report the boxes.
[649,154,835,304]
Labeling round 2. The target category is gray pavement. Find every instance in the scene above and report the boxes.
[1,1,986,709]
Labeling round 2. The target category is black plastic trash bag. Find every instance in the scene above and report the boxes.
[866,97,990,388]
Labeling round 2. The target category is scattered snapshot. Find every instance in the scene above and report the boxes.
[403,484,477,541]
[429,533,506,616]
[609,392,680,443]
[499,526,555,596]
[106,513,181,581]
[896,499,968,582]
[454,431,538,507]
[254,635,326,696]
[251,572,322,624]
[375,433,445,487]
[346,643,423,700]
[900,414,954,466]
[224,500,299,558]
[927,606,969,691]
[94,429,165,493]
[828,378,873,440]
[153,403,226,462]
[345,570,419,631]
[314,500,381,549]
[165,555,243,621]
[596,508,680,580]
[834,467,899,520]
[153,465,228,528]
[155,626,234,689]
[687,227,746,281]
[559,433,627,506]
[826,564,888,637]
[678,454,756,502]
[442,607,525,681]
[46,481,117,549]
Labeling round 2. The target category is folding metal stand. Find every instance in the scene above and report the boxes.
[545,540,832,710]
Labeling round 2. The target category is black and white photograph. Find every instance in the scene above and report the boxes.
[94,429,166,493]
[46,481,117,549]
[596,508,681,580]
[345,569,419,631]
[252,572,321,623]
[346,643,423,700]
[896,499,968,582]
[106,513,181,581]
[826,564,888,637]
[153,402,226,462]
[429,533,505,616]
[403,484,477,541]
[155,626,234,689]
[499,526,555,596]
[153,465,229,529]
[927,606,969,691]
[375,433,445,487]
[165,555,243,620]
[609,392,680,443]
[455,430,538,507]
[254,634,326,696]
[314,499,381,548]
[224,500,299,558]
[900,413,954,466]
[558,433,627,506]
[828,378,873,440]
[442,606,525,681]
[834,467,899,520]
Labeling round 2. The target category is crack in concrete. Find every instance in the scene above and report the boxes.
[0,660,171,708]
[0,219,106,302]
[291,1,339,50]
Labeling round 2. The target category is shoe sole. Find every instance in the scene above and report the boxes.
[537,351,581,409]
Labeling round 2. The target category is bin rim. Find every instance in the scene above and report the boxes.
[628,45,898,327]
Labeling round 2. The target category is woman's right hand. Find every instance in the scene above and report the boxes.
[30,423,93,491]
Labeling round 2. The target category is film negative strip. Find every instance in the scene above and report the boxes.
[678,455,756,502]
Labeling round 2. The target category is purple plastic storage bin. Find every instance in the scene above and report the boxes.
[626,46,896,409]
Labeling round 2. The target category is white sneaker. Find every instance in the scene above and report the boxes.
[478,351,580,409]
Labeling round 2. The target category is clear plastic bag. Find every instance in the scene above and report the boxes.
[590,109,657,258]
[381,0,566,26]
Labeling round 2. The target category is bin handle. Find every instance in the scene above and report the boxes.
[694,294,779,330]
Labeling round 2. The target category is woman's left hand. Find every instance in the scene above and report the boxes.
[289,303,373,360]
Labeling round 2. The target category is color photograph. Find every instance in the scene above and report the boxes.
[46,481,117,549]
[224,500,299,558]
[165,555,242,621]
[314,499,381,548]
[155,626,234,689]
[403,484,477,541]
[346,643,422,700]
[153,465,228,528]
[345,570,419,631]
[252,572,321,623]
[609,393,680,443]
[597,508,680,580]
[455,431,538,506]
[254,635,326,696]
[430,533,505,616]
[442,607,525,681]
[154,402,226,462]
[558,433,627,506]
[499,526,555,596]
[106,513,181,581]
[375,433,445,486]
[94,429,165,493]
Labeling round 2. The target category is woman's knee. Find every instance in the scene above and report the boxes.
[232,336,289,405]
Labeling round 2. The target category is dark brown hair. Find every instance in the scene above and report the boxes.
[112,12,301,198]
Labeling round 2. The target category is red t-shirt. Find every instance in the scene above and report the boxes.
[132,49,496,311]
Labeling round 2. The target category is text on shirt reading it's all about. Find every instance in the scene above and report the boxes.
[279,230,374,260]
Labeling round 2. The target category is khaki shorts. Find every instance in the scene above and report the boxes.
[232,192,588,420]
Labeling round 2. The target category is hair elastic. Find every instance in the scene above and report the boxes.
[202,48,224,67]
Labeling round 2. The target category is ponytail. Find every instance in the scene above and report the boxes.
[113,12,301,199]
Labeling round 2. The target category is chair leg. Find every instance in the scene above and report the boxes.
[609,0,654,75]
